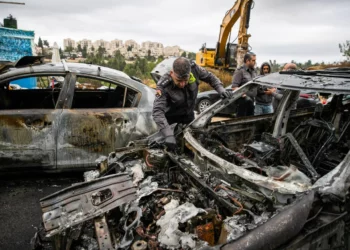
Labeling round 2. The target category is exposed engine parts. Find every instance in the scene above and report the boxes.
[31,92,350,249]
[197,94,350,186]
[32,145,313,250]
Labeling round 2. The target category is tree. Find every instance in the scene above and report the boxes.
[146,49,156,61]
[38,37,43,48]
[97,46,107,57]
[82,45,88,58]
[59,47,63,56]
[135,58,148,74]
[77,44,82,52]
[290,60,320,70]
[89,46,95,56]
[181,51,187,57]
[303,60,313,69]
[127,45,133,52]
[157,55,165,63]
[339,40,350,61]
[43,40,49,47]
[187,52,196,60]
[106,50,126,71]
[268,60,281,72]
[65,46,74,53]
[123,63,142,78]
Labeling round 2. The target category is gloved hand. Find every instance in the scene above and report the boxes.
[220,90,234,99]
[164,135,177,151]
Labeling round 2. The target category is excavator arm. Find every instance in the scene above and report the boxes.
[196,0,253,70]
[216,0,253,67]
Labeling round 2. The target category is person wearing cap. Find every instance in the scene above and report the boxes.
[152,57,233,151]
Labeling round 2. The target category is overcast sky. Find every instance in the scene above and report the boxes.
[1,0,349,65]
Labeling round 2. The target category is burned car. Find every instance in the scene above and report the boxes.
[33,69,350,250]
[0,58,157,171]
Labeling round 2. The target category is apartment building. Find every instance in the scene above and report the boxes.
[63,38,76,50]
[141,41,164,50]
[93,39,110,50]
[63,38,187,58]
[163,46,181,57]
[76,39,92,50]
[124,39,140,49]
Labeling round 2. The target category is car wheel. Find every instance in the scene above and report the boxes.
[197,99,212,113]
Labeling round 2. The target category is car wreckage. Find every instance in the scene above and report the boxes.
[32,69,350,250]
[0,57,157,171]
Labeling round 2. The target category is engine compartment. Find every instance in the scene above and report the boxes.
[32,145,315,250]
[193,94,350,185]
[31,93,350,250]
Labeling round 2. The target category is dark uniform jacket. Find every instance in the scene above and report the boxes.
[231,65,257,98]
[152,61,225,137]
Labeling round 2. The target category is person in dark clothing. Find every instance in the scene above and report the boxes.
[231,52,257,117]
[152,57,232,150]
[272,63,298,111]
[255,62,276,115]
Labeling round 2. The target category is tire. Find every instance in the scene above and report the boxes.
[197,98,212,113]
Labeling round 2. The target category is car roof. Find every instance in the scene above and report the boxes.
[254,70,350,94]
[0,61,150,91]
[0,61,130,80]
[0,61,156,108]
[150,57,177,82]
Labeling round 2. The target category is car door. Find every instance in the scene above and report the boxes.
[0,74,68,171]
[56,75,141,170]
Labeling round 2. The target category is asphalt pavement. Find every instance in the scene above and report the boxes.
[0,172,82,250]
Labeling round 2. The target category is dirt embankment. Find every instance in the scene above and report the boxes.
[307,61,350,70]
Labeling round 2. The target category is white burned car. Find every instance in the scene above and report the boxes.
[0,57,157,172]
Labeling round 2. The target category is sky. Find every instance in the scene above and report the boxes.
[1,0,349,66]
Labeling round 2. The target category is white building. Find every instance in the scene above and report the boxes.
[110,39,123,50]
[152,47,164,57]
[76,39,92,50]
[164,46,181,57]
[124,39,140,50]
[63,38,187,58]
[141,41,164,50]
[93,39,110,50]
[63,38,76,50]
[118,47,128,55]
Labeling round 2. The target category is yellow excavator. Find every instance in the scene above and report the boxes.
[196,0,254,70]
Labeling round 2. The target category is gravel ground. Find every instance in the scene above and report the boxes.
[0,173,82,250]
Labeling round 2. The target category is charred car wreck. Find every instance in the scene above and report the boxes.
[0,58,157,171]
[33,69,350,250]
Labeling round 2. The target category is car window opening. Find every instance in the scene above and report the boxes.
[72,77,138,109]
[0,76,139,110]
[0,76,63,109]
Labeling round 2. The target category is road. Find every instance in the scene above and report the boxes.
[0,173,81,250]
